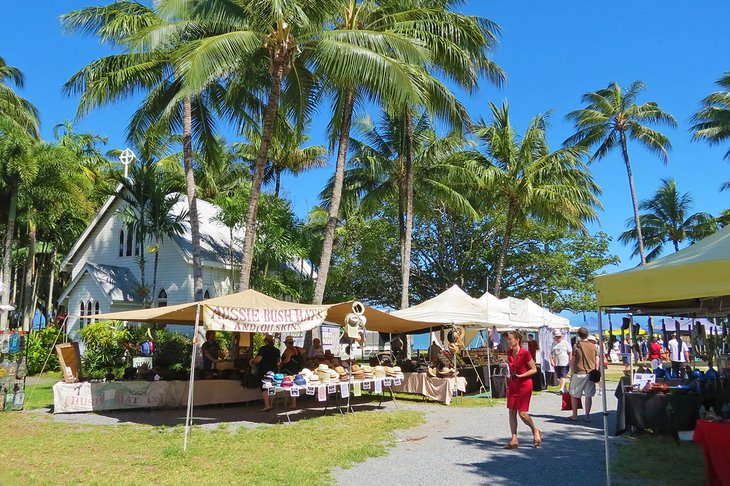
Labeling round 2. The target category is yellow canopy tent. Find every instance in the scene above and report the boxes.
[595,224,730,315]
[593,225,730,485]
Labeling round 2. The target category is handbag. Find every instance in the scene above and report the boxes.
[561,391,581,411]
[577,341,601,383]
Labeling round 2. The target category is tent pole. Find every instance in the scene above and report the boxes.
[183,303,201,452]
[629,315,635,383]
[597,309,611,486]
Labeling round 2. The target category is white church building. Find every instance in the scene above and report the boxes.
[58,192,246,338]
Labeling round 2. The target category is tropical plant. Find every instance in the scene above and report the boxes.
[112,158,184,304]
[0,56,39,136]
[0,116,38,328]
[323,110,481,301]
[236,119,327,197]
[26,325,62,375]
[473,101,601,297]
[313,0,504,307]
[619,178,717,261]
[62,1,230,302]
[79,321,131,377]
[147,180,188,307]
[565,81,677,264]
[691,72,730,159]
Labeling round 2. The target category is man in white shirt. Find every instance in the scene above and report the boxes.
[550,330,572,393]
[668,334,689,377]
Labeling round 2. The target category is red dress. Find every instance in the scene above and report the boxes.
[507,347,533,412]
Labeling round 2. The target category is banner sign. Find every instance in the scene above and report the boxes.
[202,304,329,333]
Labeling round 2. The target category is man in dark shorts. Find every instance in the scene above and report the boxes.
[550,330,571,394]
[252,334,280,411]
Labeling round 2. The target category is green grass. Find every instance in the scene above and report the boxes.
[23,382,55,410]
[0,408,423,486]
[613,434,704,486]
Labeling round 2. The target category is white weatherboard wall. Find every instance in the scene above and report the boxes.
[65,273,110,339]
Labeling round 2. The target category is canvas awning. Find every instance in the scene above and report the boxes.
[93,289,434,334]
[595,224,730,314]
[499,297,570,330]
[391,285,501,327]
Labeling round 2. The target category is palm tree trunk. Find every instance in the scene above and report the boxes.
[46,248,56,324]
[493,203,516,298]
[400,114,415,310]
[0,189,17,330]
[151,244,160,307]
[274,169,282,197]
[398,177,405,270]
[312,88,356,304]
[673,240,680,252]
[183,96,204,301]
[22,219,36,331]
[239,63,286,291]
[620,131,646,265]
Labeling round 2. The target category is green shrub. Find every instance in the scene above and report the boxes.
[26,326,63,375]
[79,321,131,376]
[153,328,192,369]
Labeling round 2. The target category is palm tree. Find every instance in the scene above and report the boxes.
[62,1,231,302]
[154,0,430,294]
[325,111,480,270]
[619,178,716,261]
[565,81,677,265]
[474,102,601,297]
[0,56,39,136]
[691,72,730,158]
[313,0,504,306]
[237,120,327,197]
[0,116,38,328]
[147,179,188,307]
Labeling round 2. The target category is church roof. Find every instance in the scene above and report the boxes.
[57,263,141,304]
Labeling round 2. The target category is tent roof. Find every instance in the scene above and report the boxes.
[501,297,570,330]
[391,285,496,327]
[595,225,730,314]
[93,289,434,333]
[477,292,515,327]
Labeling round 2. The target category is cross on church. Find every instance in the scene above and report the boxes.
[119,148,136,178]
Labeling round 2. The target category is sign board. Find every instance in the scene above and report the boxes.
[55,342,81,383]
[633,373,656,389]
[202,304,328,333]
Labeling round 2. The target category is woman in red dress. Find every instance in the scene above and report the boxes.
[504,331,541,449]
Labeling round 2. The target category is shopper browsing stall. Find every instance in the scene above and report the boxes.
[201,331,221,370]
[252,334,280,412]
[550,330,571,394]
[281,336,306,374]
[568,327,599,422]
[668,333,690,377]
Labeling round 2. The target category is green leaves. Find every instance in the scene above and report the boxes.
[691,72,730,159]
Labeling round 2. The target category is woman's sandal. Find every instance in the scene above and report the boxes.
[533,430,542,448]
[503,443,519,450]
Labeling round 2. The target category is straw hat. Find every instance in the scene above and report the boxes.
[587,335,597,343]
[309,374,320,383]
[427,367,437,378]
[553,330,562,337]
[438,367,454,376]
[374,366,386,378]
[317,364,329,372]
[352,364,361,372]
[284,336,295,344]
[335,366,346,375]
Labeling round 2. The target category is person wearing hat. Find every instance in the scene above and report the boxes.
[550,330,571,394]
[251,334,280,412]
[281,336,307,375]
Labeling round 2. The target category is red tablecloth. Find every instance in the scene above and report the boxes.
[693,420,730,486]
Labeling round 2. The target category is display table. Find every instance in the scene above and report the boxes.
[619,390,700,434]
[53,380,262,413]
[693,419,730,486]
[390,372,467,405]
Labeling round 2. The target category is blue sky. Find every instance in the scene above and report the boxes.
[2,0,730,278]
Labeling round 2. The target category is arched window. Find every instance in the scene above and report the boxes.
[157,289,167,308]
[95,301,100,315]
[126,228,133,256]
[79,301,85,328]
[204,289,211,299]
[118,230,125,257]
[86,300,93,324]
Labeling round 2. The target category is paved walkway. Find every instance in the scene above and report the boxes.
[333,385,619,486]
